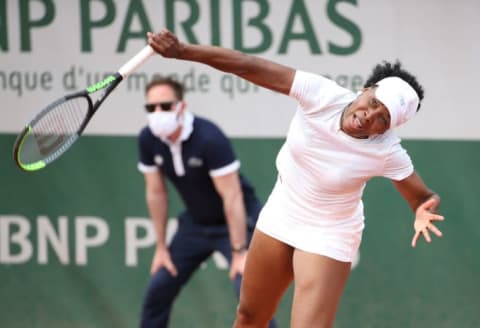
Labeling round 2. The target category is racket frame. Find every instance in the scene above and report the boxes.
[13,45,154,172]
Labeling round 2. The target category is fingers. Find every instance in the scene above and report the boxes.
[150,250,178,277]
[150,262,178,277]
[229,267,236,281]
[229,265,243,281]
[147,35,161,53]
[411,230,420,247]
[418,198,434,211]
[422,229,432,243]
[162,28,174,38]
[146,30,168,54]
[150,262,157,275]
[147,30,181,58]
[428,223,443,237]
[417,197,439,214]
[146,28,170,37]
[229,255,246,281]
[431,214,445,222]
[412,228,432,247]
[147,29,174,44]
[412,222,443,247]
[165,259,178,277]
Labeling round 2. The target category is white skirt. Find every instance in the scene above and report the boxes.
[256,178,364,262]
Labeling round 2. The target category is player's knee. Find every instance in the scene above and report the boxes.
[235,303,270,327]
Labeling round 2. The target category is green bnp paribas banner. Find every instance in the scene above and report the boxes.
[1,136,479,327]
[1,1,480,327]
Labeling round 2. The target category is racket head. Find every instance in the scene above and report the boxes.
[13,93,93,172]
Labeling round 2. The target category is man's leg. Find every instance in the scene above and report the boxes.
[140,223,212,328]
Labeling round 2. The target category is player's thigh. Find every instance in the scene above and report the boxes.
[238,229,294,315]
[291,250,351,328]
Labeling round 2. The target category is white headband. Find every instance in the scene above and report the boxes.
[375,77,419,128]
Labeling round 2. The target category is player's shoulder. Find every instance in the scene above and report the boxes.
[367,129,404,152]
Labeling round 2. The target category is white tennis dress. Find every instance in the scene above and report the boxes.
[256,71,414,262]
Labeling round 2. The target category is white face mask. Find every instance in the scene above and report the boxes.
[147,105,181,139]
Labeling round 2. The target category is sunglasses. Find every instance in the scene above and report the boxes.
[144,101,177,113]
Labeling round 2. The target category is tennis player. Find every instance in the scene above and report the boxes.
[147,29,445,328]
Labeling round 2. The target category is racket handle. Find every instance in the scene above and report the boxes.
[118,45,155,78]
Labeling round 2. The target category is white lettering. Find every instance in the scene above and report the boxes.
[37,215,69,264]
[75,216,109,265]
[125,217,155,266]
[0,215,33,264]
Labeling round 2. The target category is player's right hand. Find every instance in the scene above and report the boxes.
[151,246,178,277]
[147,29,184,59]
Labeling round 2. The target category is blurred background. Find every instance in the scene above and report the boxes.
[1,1,479,327]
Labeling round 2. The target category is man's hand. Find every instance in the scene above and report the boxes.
[411,197,445,247]
[151,245,178,277]
[229,251,247,280]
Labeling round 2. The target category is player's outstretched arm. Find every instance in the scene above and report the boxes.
[392,171,444,247]
[147,29,295,96]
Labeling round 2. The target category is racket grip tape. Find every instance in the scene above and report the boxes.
[118,45,155,78]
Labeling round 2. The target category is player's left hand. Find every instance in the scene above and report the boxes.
[229,251,247,280]
[411,197,444,247]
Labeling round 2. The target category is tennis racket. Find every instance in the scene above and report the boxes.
[13,45,155,172]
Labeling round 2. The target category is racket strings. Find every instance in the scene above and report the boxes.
[26,97,89,161]
[34,98,86,136]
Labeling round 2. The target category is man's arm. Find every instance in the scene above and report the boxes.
[392,171,444,247]
[211,171,248,279]
[144,171,177,276]
[144,171,169,246]
[147,29,296,95]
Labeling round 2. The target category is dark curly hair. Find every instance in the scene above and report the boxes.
[364,61,424,111]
